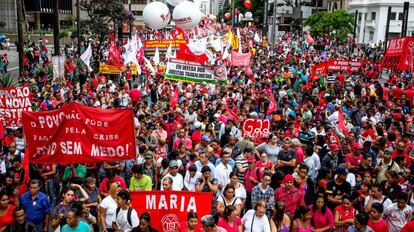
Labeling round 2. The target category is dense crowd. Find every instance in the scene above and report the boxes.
[0,23,414,232]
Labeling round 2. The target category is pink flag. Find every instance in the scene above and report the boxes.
[338,108,350,136]
[267,94,277,115]
[225,104,239,121]
[306,33,315,45]
[231,51,251,67]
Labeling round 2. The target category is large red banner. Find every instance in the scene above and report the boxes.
[231,51,251,66]
[383,37,414,71]
[0,87,32,127]
[21,102,136,164]
[130,191,213,232]
[311,62,329,80]
[327,60,365,72]
[242,119,270,139]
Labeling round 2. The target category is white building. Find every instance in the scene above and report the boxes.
[349,0,414,44]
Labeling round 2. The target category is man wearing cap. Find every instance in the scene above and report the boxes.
[326,166,351,210]
[345,143,364,172]
[274,174,304,217]
[321,143,340,170]
[376,148,400,184]
[160,160,183,191]
[196,166,219,217]
[195,135,211,153]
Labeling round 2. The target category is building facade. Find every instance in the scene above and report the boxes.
[349,0,414,44]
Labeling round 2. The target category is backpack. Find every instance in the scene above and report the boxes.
[116,207,133,227]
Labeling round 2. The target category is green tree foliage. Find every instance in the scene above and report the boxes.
[304,10,355,42]
[79,0,134,42]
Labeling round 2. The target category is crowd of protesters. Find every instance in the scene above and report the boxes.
[1,21,414,232]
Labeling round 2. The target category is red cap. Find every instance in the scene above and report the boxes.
[393,113,403,120]
[353,143,363,149]
[284,174,294,182]
[247,156,256,164]
[319,180,328,188]
[330,143,340,151]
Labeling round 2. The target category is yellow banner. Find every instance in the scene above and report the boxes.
[99,64,138,75]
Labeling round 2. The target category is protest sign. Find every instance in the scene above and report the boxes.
[0,87,32,127]
[165,59,227,83]
[231,51,251,66]
[242,118,271,139]
[130,191,213,232]
[144,39,186,56]
[99,63,139,75]
[311,62,329,80]
[327,60,365,72]
[22,102,136,164]
[383,37,414,71]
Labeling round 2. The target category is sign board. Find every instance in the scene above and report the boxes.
[242,119,271,139]
[165,59,227,83]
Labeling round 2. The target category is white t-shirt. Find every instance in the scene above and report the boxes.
[364,196,392,210]
[242,209,271,232]
[161,173,184,191]
[101,196,117,229]
[115,207,140,232]
[184,171,202,191]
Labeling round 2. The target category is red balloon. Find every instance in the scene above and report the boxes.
[224,12,232,20]
[244,0,252,9]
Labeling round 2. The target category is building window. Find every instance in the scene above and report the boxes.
[390,12,397,20]
[132,11,143,16]
[398,13,404,21]
[358,13,362,21]
[369,31,374,41]
[371,12,376,20]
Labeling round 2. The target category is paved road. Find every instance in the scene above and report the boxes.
[2,47,19,73]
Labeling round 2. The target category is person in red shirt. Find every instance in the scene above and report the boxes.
[368,202,389,232]
[0,191,16,229]
[98,170,126,198]
[393,83,403,99]
[345,143,364,172]
[401,220,414,232]
[274,174,305,218]
[176,212,202,232]
[125,66,133,88]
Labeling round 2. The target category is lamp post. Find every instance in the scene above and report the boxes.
[271,0,278,52]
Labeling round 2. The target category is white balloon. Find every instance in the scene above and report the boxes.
[166,0,185,6]
[142,2,171,30]
[173,1,202,30]
[245,12,253,19]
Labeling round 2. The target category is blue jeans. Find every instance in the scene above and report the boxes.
[46,179,57,208]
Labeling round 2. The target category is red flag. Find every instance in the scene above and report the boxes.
[108,30,115,41]
[109,41,122,66]
[338,108,350,136]
[170,88,179,109]
[225,104,239,121]
[137,47,144,63]
[306,33,315,45]
[21,150,30,185]
[0,122,4,140]
[176,43,208,64]
[267,94,277,115]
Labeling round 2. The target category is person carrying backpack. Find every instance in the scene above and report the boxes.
[112,190,139,232]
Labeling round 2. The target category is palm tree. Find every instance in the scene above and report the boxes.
[53,0,60,55]
[16,0,24,72]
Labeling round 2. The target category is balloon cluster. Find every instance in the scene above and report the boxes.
[142,0,203,30]
[224,0,253,21]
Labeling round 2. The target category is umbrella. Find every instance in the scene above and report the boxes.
[0,35,5,42]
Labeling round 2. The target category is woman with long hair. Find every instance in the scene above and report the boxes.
[175,212,202,232]
[270,201,291,232]
[311,192,334,232]
[216,184,243,216]
[256,133,281,165]
[291,205,312,232]
[100,182,122,232]
[132,212,159,232]
[334,195,357,232]
[217,205,243,232]
[229,172,246,208]
[0,189,16,229]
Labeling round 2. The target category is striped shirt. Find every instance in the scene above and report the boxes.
[15,137,25,152]
[235,155,248,183]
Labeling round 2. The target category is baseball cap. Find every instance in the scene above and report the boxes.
[214,114,220,118]
[202,135,211,142]
[144,152,153,159]
[247,156,256,163]
[330,143,340,151]
[384,147,393,153]
[336,166,348,175]
[169,160,179,168]
[353,143,363,149]
[194,121,202,128]
[284,174,294,182]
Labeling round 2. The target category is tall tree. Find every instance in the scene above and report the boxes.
[80,0,134,47]
[16,0,24,72]
[304,10,355,42]
[53,0,60,55]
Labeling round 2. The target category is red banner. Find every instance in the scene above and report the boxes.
[242,119,270,139]
[311,62,329,80]
[21,102,136,164]
[383,37,414,71]
[231,51,251,66]
[327,60,365,72]
[130,191,213,232]
[0,87,32,127]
